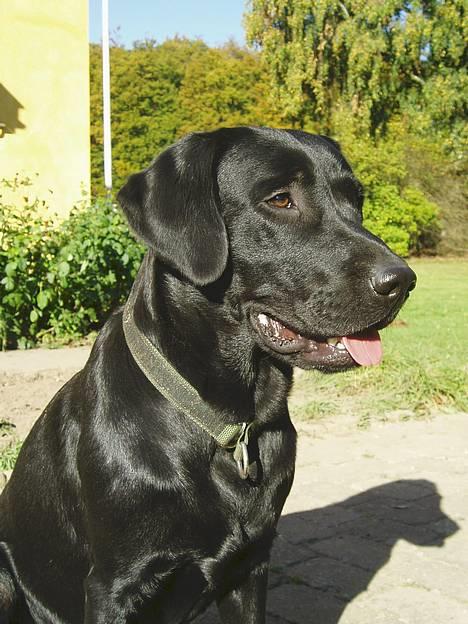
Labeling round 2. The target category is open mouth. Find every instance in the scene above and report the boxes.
[253,312,382,369]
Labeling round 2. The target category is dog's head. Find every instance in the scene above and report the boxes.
[118,127,416,372]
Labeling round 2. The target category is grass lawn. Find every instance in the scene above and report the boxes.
[0,440,22,472]
[290,258,468,425]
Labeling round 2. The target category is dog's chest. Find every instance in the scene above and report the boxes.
[202,430,295,568]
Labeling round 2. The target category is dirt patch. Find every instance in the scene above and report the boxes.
[0,347,90,446]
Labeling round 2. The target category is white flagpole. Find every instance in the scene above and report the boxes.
[102,0,112,192]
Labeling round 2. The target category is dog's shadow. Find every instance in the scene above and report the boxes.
[198,479,458,623]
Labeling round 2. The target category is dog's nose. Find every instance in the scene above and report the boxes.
[371,265,417,298]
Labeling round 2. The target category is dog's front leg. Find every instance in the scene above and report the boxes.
[216,563,269,624]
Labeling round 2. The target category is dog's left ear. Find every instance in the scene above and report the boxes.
[118,132,228,286]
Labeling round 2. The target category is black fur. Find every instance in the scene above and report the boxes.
[0,127,415,623]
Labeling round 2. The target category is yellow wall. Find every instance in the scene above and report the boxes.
[0,0,90,217]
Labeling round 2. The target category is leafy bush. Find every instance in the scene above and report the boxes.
[45,198,144,343]
[0,177,143,349]
[89,39,462,254]
[0,176,59,349]
[337,123,440,257]
[403,135,468,256]
[363,185,440,257]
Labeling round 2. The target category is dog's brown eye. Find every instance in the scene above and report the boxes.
[268,193,292,209]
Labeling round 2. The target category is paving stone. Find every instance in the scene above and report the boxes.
[308,535,390,572]
[286,556,371,601]
[264,414,468,622]
[348,496,449,530]
[367,542,468,605]
[337,513,444,547]
[276,505,361,545]
[271,535,319,568]
[275,515,327,546]
[268,583,346,624]
[342,585,468,624]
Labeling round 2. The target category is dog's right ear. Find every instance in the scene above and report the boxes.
[117,132,228,286]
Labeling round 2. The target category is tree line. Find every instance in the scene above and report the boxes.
[90,1,467,255]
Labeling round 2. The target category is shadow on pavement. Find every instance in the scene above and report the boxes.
[267,479,459,623]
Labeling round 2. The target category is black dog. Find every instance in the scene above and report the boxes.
[0,127,416,623]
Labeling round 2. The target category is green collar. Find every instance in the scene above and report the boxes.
[122,287,255,479]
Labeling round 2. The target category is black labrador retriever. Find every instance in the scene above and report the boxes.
[0,127,416,623]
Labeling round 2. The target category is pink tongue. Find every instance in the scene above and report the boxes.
[342,330,382,366]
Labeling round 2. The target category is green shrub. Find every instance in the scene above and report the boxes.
[44,198,144,343]
[0,176,59,349]
[337,123,441,257]
[0,177,143,349]
[363,185,440,257]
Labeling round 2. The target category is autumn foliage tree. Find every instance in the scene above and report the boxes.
[245,0,467,152]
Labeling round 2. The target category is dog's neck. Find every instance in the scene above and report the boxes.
[129,252,292,425]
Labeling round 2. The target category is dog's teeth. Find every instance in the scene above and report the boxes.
[327,337,347,351]
[258,313,269,327]
[271,320,283,337]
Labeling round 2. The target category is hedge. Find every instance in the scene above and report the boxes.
[0,177,143,349]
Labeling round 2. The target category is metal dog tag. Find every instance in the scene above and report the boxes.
[235,440,250,479]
